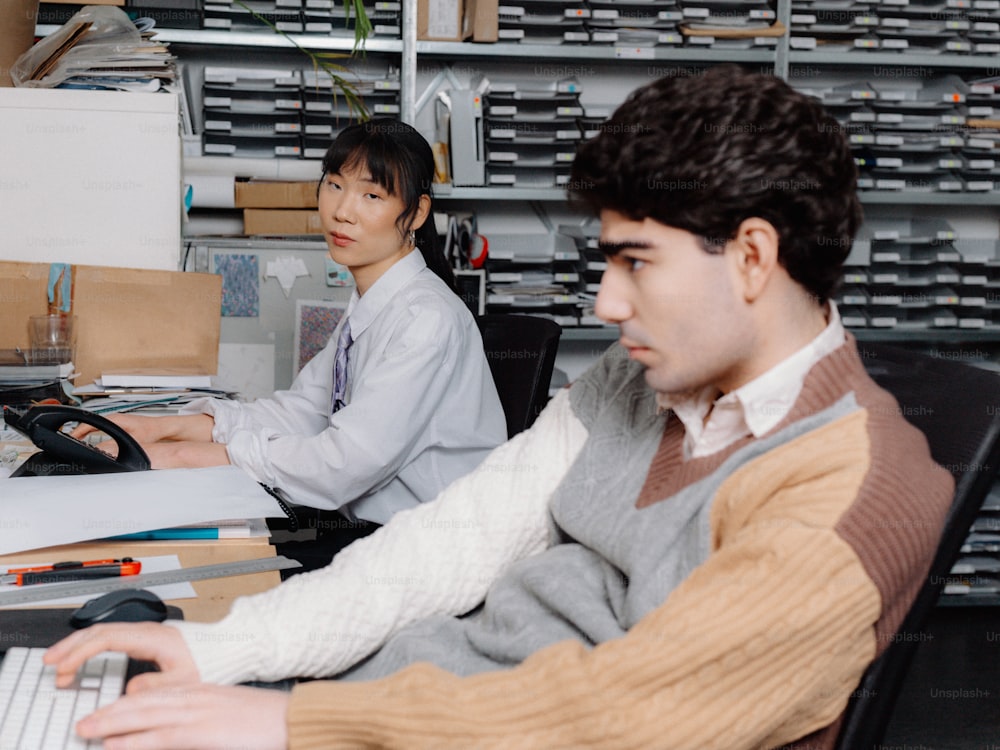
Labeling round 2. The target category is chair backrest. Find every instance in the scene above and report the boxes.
[834,342,1000,750]
[475,314,562,438]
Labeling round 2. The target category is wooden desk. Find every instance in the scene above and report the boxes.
[0,537,280,622]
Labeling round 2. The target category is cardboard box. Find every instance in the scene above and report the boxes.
[418,0,468,41]
[0,88,181,271]
[243,209,324,236]
[0,261,221,386]
[467,0,498,43]
[235,180,319,209]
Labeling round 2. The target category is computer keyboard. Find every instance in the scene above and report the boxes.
[0,646,126,749]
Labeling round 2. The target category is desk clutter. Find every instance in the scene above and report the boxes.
[13,5,176,91]
[0,456,281,555]
[0,260,222,393]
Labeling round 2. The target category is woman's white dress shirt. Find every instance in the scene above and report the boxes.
[182,250,507,524]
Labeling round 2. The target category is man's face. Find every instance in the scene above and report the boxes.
[594,209,756,396]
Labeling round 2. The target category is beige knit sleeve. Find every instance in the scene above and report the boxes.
[285,523,881,750]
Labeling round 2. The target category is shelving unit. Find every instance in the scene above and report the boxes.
[130,4,1000,338]
[36,1,1000,598]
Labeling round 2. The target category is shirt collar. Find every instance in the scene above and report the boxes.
[655,302,846,454]
[729,301,845,437]
[344,249,427,339]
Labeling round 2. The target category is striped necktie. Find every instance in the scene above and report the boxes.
[331,318,353,413]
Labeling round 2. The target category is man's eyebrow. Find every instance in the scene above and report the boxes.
[597,240,654,257]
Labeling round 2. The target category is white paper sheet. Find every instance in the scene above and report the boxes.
[0,466,281,555]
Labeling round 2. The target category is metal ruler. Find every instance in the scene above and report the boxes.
[0,555,300,607]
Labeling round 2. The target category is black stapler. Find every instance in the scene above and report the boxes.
[2,404,151,477]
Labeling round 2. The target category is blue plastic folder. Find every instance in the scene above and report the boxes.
[107,528,222,541]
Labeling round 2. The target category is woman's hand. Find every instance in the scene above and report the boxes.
[45,622,200,693]
[70,414,215,445]
[143,441,232,469]
[75,684,289,750]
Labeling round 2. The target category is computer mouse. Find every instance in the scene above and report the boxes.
[69,588,169,629]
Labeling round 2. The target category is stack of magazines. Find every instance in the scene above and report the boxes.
[12,5,176,92]
[0,350,75,406]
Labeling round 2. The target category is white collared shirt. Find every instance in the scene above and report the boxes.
[184,250,507,524]
[656,302,846,460]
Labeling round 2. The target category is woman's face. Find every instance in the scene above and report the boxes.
[318,163,418,295]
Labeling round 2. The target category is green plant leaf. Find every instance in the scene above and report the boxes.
[231,0,373,121]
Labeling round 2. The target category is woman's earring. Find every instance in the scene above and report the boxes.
[409,230,416,246]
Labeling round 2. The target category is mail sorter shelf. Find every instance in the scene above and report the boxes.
[834,217,1000,333]
[431,187,1000,203]
[792,71,1000,196]
[552,325,1000,348]
[851,329,1000,342]
[198,64,400,159]
[789,0,1000,58]
[34,0,403,36]
[939,479,1000,606]
[790,51,1000,68]
[35,25,405,53]
[202,0,401,36]
[414,40,776,62]
[858,192,1000,205]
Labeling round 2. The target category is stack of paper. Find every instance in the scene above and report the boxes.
[0,351,75,386]
[98,369,214,389]
[13,6,177,91]
[0,466,283,555]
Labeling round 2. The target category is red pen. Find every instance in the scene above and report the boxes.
[0,558,142,586]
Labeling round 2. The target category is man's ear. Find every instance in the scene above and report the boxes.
[729,217,780,303]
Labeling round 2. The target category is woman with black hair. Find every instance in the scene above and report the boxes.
[73,119,506,559]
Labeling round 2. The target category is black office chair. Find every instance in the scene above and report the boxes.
[831,342,1000,750]
[475,314,562,438]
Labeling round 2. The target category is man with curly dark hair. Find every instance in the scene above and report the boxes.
[46,64,952,750]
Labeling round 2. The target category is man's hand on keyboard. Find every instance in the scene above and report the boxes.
[44,623,200,692]
[78,684,289,750]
